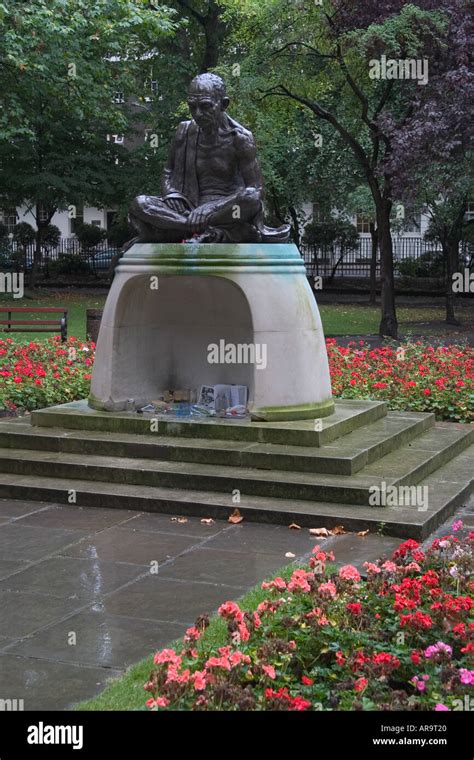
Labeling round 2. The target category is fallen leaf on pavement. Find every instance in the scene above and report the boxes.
[309,528,330,537]
[228,509,243,524]
[171,517,188,524]
[201,518,215,525]
[285,552,296,558]
[357,530,370,537]
[330,525,346,535]
[289,523,301,530]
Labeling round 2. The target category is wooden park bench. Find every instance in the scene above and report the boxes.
[0,307,68,342]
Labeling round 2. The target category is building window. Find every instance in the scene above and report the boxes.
[0,207,18,234]
[312,203,324,222]
[465,201,474,222]
[356,215,373,234]
[70,205,84,234]
[113,91,125,103]
[403,213,421,234]
[37,204,51,224]
[91,220,102,227]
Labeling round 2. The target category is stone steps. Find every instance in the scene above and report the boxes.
[0,423,470,506]
[30,398,387,446]
[0,449,471,539]
[0,398,471,539]
[0,411,434,476]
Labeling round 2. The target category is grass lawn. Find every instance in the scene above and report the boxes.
[0,291,472,341]
[319,302,473,336]
[74,561,301,711]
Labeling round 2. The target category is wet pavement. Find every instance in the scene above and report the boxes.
[0,497,470,710]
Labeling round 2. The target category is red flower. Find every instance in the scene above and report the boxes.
[347,602,362,615]
[301,676,314,685]
[354,677,368,692]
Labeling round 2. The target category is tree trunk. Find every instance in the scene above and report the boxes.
[200,2,227,72]
[369,222,378,305]
[288,205,300,247]
[30,207,44,287]
[376,203,398,338]
[445,238,460,325]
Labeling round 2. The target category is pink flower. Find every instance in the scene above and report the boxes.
[404,562,421,573]
[435,704,449,711]
[262,664,276,679]
[288,569,313,593]
[459,668,474,685]
[218,600,244,622]
[205,655,232,671]
[261,577,287,591]
[153,648,181,666]
[318,581,337,598]
[452,519,463,532]
[381,561,397,573]
[229,651,251,668]
[184,626,201,642]
[363,562,381,574]
[193,670,207,691]
[411,675,429,692]
[339,565,361,582]
[146,696,169,709]
[424,642,452,660]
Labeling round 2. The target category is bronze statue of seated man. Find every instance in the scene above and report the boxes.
[128,73,290,244]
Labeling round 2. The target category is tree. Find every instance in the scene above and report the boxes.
[219,0,471,338]
[172,0,229,72]
[0,0,177,283]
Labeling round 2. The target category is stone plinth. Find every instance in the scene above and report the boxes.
[89,243,334,421]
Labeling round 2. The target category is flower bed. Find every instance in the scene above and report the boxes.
[144,525,473,711]
[0,337,472,422]
[327,340,473,423]
[0,336,94,413]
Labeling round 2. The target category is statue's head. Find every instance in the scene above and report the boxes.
[187,73,229,130]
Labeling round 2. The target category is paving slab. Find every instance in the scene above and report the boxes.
[157,545,302,586]
[317,533,401,571]
[0,558,30,581]
[0,653,122,711]
[0,590,83,639]
[101,575,250,625]
[7,609,186,670]
[0,498,49,518]
[204,522,318,556]
[0,556,146,602]
[13,504,138,532]
[59,525,206,565]
[123,512,226,537]
[0,523,87,562]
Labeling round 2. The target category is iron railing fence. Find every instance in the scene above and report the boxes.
[300,237,472,278]
[0,239,120,272]
[0,236,472,278]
